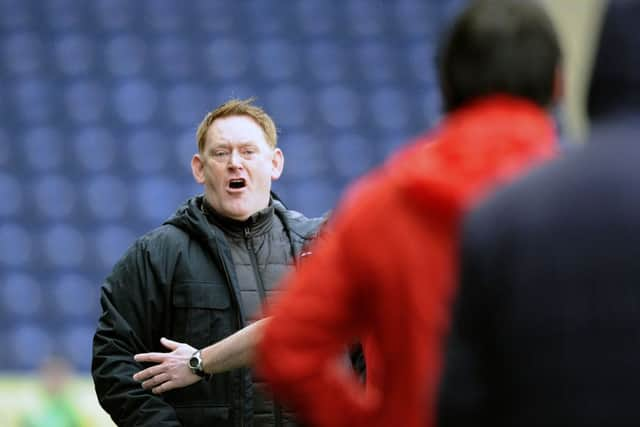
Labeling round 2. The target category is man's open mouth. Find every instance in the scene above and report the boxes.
[228,178,246,189]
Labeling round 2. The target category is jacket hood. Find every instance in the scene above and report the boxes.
[163,195,211,241]
[392,96,558,222]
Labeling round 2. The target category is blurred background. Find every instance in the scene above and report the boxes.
[0,0,617,425]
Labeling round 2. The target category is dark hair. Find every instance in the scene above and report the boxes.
[438,0,561,112]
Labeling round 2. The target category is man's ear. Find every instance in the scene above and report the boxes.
[552,66,564,104]
[271,148,284,181]
[191,153,205,184]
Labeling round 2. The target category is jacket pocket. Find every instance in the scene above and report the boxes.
[171,281,233,349]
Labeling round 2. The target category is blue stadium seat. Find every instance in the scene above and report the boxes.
[59,325,95,371]
[369,87,411,131]
[254,38,300,82]
[165,83,212,126]
[317,84,361,129]
[0,129,9,168]
[126,129,169,173]
[94,225,136,271]
[0,0,32,31]
[346,0,385,38]
[0,273,42,318]
[193,0,234,33]
[2,31,43,75]
[406,40,438,85]
[265,84,309,129]
[204,38,249,80]
[296,0,336,36]
[85,175,129,221]
[112,79,159,125]
[153,37,196,80]
[394,0,438,38]
[174,130,198,172]
[142,0,184,32]
[43,224,86,268]
[278,132,328,179]
[0,173,22,217]
[45,0,84,32]
[420,87,444,128]
[72,127,117,172]
[51,274,99,318]
[22,126,64,171]
[241,0,288,36]
[0,223,32,267]
[305,40,348,83]
[14,79,56,123]
[134,176,183,224]
[214,81,256,104]
[356,41,397,84]
[92,0,134,32]
[64,80,107,124]
[289,178,337,218]
[104,34,147,77]
[8,324,53,370]
[329,133,377,181]
[33,174,77,220]
[53,33,94,76]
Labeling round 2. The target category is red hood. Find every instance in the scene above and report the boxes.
[389,96,558,221]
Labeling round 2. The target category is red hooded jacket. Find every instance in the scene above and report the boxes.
[258,96,558,427]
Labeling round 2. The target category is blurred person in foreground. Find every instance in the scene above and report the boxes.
[438,3,640,424]
[436,131,640,427]
[131,1,562,426]
[92,98,323,427]
[586,0,640,141]
[20,357,83,427]
[255,1,561,426]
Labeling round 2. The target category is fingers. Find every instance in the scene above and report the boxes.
[160,337,181,350]
[134,352,170,363]
[141,373,170,391]
[152,380,178,395]
[133,364,166,382]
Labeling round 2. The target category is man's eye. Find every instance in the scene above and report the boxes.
[214,151,229,158]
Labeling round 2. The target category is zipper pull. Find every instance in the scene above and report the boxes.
[244,226,250,238]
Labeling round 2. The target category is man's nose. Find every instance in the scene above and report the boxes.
[227,150,242,168]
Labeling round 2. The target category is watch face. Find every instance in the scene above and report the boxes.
[189,357,198,369]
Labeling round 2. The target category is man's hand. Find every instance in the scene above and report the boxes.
[133,337,201,394]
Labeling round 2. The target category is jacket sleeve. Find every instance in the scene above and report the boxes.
[257,198,381,427]
[92,239,181,427]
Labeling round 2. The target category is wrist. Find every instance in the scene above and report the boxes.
[188,349,209,379]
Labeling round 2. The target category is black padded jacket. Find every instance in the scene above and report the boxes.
[92,194,322,427]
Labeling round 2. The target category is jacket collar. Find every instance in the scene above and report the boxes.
[201,197,275,239]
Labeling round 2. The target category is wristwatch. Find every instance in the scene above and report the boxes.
[188,349,207,377]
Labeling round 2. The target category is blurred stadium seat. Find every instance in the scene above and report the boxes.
[94,224,136,271]
[33,174,77,220]
[0,273,43,319]
[43,224,86,268]
[0,0,464,372]
[85,174,129,221]
[0,223,32,267]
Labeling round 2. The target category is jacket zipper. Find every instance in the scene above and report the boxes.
[216,242,246,427]
[244,226,283,427]
[244,227,267,303]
